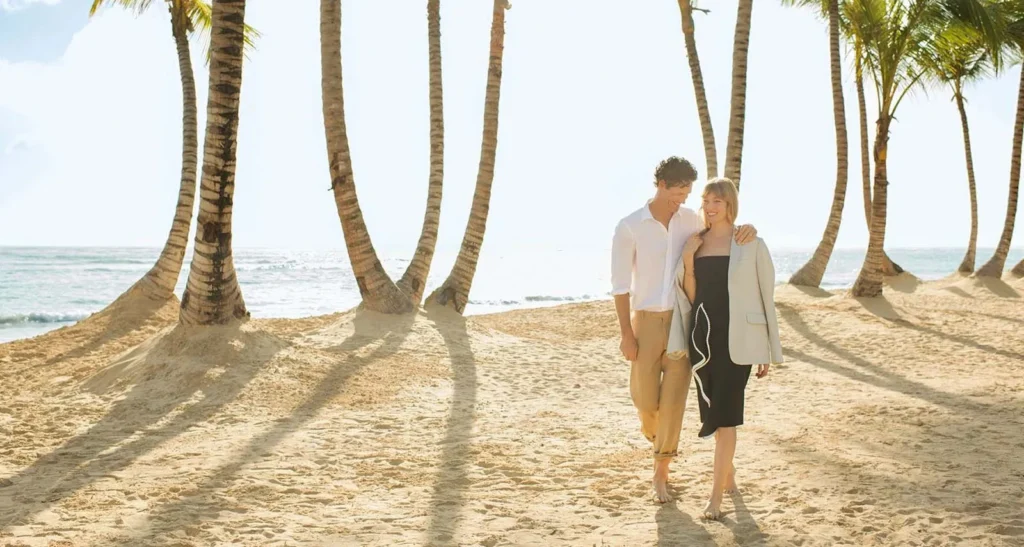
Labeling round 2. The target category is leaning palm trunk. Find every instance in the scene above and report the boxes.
[856,50,872,228]
[179,0,248,325]
[122,7,199,301]
[426,0,507,314]
[678,0,717,178]
[975,68,1024,278]
[954,89,979,273]
[856,51,903,277]
[320,0,413,313]
[397,0,445,304]
[723,0,753,189]
[852,114,892,297]
[790,0,847,287]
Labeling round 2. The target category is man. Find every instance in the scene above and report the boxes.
[611,156,756,503]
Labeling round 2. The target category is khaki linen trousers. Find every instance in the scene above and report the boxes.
[630,310,692,460]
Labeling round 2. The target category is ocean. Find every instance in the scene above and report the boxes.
[1,246,1021,343]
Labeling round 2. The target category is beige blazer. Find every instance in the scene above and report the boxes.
[667,237,783,365]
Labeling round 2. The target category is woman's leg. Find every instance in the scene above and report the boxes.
[705,426,737,519]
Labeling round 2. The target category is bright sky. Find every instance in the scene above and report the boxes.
[0,0,1021,255]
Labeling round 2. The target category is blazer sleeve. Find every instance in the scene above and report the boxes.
[755,239,784,364]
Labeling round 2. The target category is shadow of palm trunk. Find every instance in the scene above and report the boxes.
[424,308,477,546]
[777,303,990,413]
[107,309,413,545]
[0,323,291,532]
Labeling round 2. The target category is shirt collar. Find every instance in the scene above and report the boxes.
[642,199,684,222]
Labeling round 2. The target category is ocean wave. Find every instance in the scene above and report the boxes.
[468,294,605,306]
[523,294,602,303]
[0,312,89,326]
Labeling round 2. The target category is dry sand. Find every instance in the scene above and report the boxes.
[1,274,1023,546]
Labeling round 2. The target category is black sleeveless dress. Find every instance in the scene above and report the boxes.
[688,255,753,439]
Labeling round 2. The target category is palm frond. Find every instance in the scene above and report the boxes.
[938,0,1006,66]
[918,21,991,94]
[187,0,261,65]
[88,0,155,18]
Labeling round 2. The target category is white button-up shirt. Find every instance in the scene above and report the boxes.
[611,201,703,312]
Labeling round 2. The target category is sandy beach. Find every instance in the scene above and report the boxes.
[1,274,1023,546]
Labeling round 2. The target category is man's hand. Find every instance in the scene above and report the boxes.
[756,364,770,378]
[620,333,638,362]
[734,224,757,245]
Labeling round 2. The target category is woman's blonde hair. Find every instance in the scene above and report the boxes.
[701,177,739,227]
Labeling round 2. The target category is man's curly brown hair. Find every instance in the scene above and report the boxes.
[653,156,698,188]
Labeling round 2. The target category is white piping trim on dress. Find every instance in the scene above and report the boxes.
[690,302,712,407]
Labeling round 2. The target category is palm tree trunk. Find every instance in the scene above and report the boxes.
[426,0,507,314]
[677,0,717,178]
[856,52,903,277]
[954,90,979,274]
[320,0,413,313]
[397,0,445,304]
[723,0,753,189]
[975,68,1024,278]
[852,114,891,297]
[856,50,872,227]
[179,0,248,325]
[125,7,198,301]
[789,0,847,288]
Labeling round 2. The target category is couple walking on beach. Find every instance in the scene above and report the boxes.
[610,156,783,519]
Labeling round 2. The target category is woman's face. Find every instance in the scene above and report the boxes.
[702,192,729,225]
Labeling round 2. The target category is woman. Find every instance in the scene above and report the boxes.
[681,177,783,520]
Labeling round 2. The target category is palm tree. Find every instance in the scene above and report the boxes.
[397,0,445,304]
[853,36,907,276]
[677,0,718,178]
[88,0,256,303]
[786,0,850,288]
[976,3,1023,278]
[426,0,509,313]
[975,64,1023,277]
[320,0,448,313]
[723,0,754,189]
[178,0,249,325]
[849,0,997,296]
[920,24,990,273]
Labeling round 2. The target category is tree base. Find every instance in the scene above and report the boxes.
[1011,260,1024,278]
[426,277,468,315]
[359,281,417,315]
[788,264,823,288]
[880,252,903,276]
[974,257,1007,278]
[851,271,882,298]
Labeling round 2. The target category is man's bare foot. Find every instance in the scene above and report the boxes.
[702,493,723,520]
[724,465,738,494]
[652,459,672,503]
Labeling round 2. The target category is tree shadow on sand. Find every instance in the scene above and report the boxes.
[423,306,478,546]
[778,303,990,413]
[103,308,415,545]
[0,321,293,532]
[851,296,1024,361]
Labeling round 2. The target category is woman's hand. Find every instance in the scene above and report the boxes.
[683,233,704,260]
[756,364,770,379]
